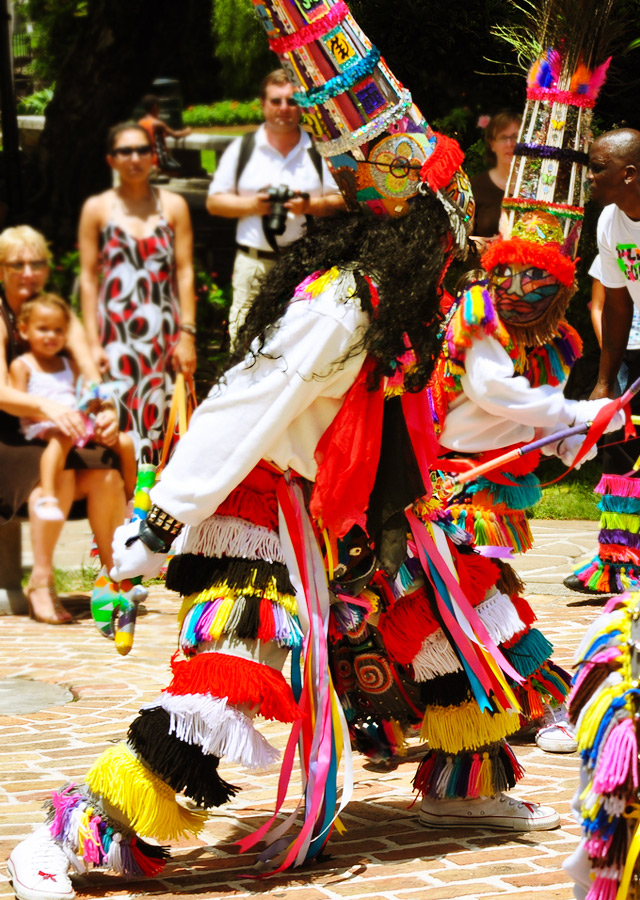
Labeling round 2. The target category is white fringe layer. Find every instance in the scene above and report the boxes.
[141,692,281,769]
[412,629,463,681]
[182,515,285,564]
[476,590,526,645]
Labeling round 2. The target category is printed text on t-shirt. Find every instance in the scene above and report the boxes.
[617,243,640,282]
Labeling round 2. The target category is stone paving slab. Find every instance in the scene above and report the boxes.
[0,521,611,900]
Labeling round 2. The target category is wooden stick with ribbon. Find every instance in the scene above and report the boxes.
[448,375,640,489]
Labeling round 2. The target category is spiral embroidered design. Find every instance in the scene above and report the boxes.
[354,652,393,694]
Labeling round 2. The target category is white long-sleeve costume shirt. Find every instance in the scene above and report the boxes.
[439,332,582,453]
[152,271,369,526]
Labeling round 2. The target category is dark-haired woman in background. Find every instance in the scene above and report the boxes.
[78,122,196,464]
[470,111,522,256]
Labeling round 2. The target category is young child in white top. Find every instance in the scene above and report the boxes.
[9,294,137,520]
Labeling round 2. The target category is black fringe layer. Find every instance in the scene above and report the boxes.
[128,708,239,808]
[166,554,295,597]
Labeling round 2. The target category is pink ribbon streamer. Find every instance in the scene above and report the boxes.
[237,478,340,871]
[407,511,524,688]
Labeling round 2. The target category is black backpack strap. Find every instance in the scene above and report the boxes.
[234,131,257,192]
[308,143,323,182]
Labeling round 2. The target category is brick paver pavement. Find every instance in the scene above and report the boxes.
[0,521,606,900]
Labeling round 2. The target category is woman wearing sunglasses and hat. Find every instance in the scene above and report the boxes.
[78,122,197,465]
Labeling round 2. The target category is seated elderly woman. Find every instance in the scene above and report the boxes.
[0,226,128,624]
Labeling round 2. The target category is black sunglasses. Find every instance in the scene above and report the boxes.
[112,145,153,158]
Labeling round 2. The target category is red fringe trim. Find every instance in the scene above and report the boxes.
[377,587,439,665]
[481,238,576,286]
[532,669,566,704]
[215,463,280,530]
[599,544,640,565]
[419,133,465,193]
[526,85,596,108]
[509,595,537,627]
[166,652,302,722]
[451,548,499,607]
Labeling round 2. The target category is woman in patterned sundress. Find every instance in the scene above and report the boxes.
[79,123,196,464]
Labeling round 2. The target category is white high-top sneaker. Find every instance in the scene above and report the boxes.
[419,793,560,831]
[7,826,75,900]
[535,704,578,753]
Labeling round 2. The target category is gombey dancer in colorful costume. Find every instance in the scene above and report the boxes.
[325,0,623,824]
[3,2,618,899]
[412,0,624,766]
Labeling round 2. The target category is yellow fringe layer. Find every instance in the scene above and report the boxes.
[178,581,298,623]
[85,743,208,841]
[421,701,521,754]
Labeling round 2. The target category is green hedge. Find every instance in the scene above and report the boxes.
[184,99,262,127]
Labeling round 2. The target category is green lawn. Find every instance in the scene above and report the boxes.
[530,456,601,520]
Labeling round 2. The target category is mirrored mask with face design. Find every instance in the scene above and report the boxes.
[491,262,562,325]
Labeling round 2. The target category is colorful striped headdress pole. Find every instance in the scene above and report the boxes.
[250,0,474,252]
[482,0,615,345]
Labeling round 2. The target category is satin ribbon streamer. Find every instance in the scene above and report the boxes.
[407,510,525,692]
[236,477,353,871]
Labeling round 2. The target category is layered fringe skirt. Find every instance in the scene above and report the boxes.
[47,463,304,876]
[567,592,640,900]
[329,455,570,800]
[330,522,569,799]
[573,474,640,594]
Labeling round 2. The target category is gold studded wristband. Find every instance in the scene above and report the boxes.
[142,505,184,551]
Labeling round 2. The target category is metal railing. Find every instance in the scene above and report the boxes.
[12,33,32,60]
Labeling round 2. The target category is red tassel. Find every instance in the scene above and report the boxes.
[510,595,537,627]
[166,652,302,722]
[419,133,465,192]
[257,597,276,642]
[523,680,545,719]
[129,840,166,877]
[502,742,526,780]
[412,752,437,795]
[451,548,499,607]
[378,587,439,664]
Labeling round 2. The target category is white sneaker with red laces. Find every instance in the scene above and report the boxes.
[535,705,578,753]
[419,793,560,831]
[8,827,75,900]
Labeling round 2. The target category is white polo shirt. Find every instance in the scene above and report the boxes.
[208,124,340,252]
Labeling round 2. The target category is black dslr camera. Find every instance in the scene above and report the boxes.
[263,184,309,236]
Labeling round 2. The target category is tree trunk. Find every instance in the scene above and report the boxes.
[24,0,210,246]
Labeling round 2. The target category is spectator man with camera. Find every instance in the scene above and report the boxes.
[206,69,346,348]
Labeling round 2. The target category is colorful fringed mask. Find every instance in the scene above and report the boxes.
[482,0,615,345]
[250,0,474,252]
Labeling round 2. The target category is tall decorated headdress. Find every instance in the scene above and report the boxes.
[481,0,616,345]
[250,0,474,253]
